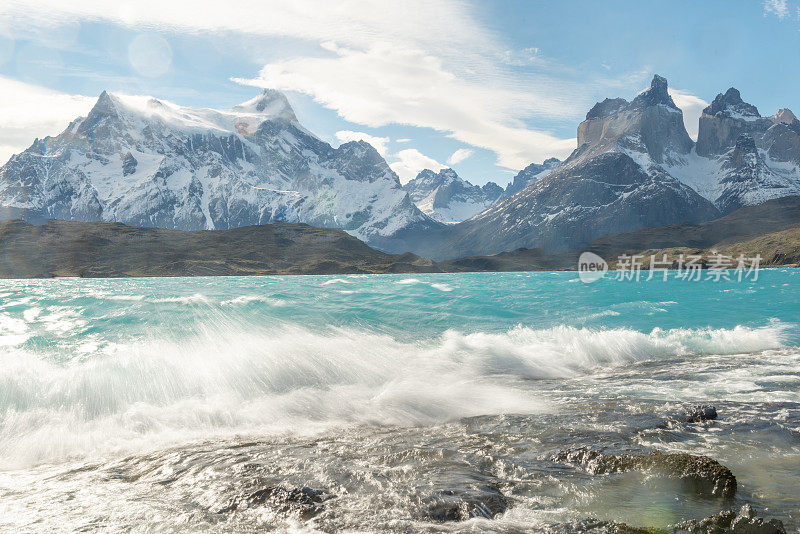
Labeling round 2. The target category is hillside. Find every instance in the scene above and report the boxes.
[441,196,800,271]
[3,196,800,278]
[0,220,438,278]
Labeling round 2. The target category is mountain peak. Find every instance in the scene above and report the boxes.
[631,74,677,109]
[705,87,760,118]
[88,90,120,118]
[650,74,668,93]
[586,98,628,120]
[772,108,798,125]
[438,168,461,182]
[233,89,297,122]
[337,139,380,156]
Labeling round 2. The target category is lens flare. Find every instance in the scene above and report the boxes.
[128,34,172,78]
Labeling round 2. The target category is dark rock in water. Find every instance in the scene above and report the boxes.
[671,504,786,534]
[685,405,718,423]
[544,505,785,534]
[543,518,664,534]
[426,484,508,521]
[553,448,736,498]
[216,485,328,519]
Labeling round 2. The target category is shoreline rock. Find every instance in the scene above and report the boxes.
[426,484,509,521]
[553,448,736,498]
[216,485,328,519]
[545,505,785,534]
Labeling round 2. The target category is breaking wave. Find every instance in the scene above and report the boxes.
[0,321,790,468]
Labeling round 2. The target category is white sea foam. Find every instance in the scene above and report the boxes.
[220,295,287,307]
[430,283,453,292]
[395,278,422,285]
[397,278,453,291]
[0,313,29,346]
[108,295,145,301]
[150,293,209,305]
[322,278,352,285]
[0,321,790,468]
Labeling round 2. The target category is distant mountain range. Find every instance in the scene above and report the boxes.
[405,75,800,259]
[0,90,441,250]
[401,160,560,224]
[1,75,799,261]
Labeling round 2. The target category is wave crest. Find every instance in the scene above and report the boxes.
[0,322,790,467]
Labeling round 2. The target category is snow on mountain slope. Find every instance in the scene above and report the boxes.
[402,168,503,223]
[0,90,440,248]
[402,77,800,259]
[665,89,800,212]
[403,76,724,259]
[501,157,561,199]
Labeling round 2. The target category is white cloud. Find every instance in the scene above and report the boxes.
[235,43,579,169]
[335,130,389,156]
[0,0,589,170]
[447,148,474,165]
[0,0,500,58]
[0,76,96,164]
[501,47,544,67]
[389,148,445,184]
[669,88,708,141]
[764,0,790,18]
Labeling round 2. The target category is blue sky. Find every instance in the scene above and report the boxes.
[0,0,798,186]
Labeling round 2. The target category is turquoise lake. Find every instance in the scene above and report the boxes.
[0,270,798,532]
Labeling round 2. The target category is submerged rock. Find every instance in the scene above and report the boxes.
[671,504,786,534]
[543,518,664,534]
[553,448,736,498]
[216,485,328,519]
[544,505,784,534]
[685,405,718,423]
[426,484,508,521]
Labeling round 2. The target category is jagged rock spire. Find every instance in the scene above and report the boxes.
[631,74,679,109]
[704,87,760,118]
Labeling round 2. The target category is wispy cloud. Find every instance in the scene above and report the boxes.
[0,0,616,170]
[763,0,790,18]
[447,148,474,165]
[335,130,389,157]
[0,77,95,164]
[389,148,445,184]
[234,43,578,169]
[668,88,708,141]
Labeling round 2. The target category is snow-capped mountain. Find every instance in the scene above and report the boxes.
[402,160,561,224]
[402,168,503,223]
[406,75,721,258]
[402,75,800,259]
[500,157,561,199]
[668,88,800,213]
[0,90,440,248]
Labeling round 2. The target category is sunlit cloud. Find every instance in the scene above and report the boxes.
[669,88,708,141]
[0,77,95,164]
[0,0,598,170]
[447,148,474,165]
[389,148,445,184]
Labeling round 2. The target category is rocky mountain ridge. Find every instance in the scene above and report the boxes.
[401,75,800,259]
[0,90,441,249]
